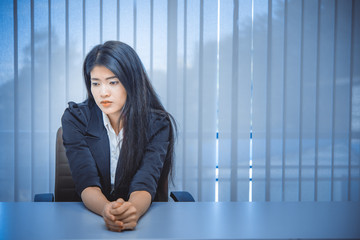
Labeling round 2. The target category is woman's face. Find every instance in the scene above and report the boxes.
[90,65,127,122]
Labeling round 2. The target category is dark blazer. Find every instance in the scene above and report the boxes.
[61,99,171,202]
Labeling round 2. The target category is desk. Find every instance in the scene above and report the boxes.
[0,202,359,239]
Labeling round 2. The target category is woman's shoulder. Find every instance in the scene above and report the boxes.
[61,99,93,127]
[149,109,170,126]
[147,110,173,138]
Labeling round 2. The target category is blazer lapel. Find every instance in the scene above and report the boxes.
[84,104,111,193]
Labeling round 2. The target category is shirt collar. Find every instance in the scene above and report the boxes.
[102,112,115,134]
[102,111,109,126]
[102,112,123,138]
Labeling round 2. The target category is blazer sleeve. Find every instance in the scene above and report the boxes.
[128,113,170,200]
[61,102,102,196]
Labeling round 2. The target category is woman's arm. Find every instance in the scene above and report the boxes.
[128,190,152,218]
[127,190,152,222]
[81,186,110,216]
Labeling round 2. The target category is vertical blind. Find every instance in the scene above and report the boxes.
[0,0,359,202]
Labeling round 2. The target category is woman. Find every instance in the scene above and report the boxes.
[61,41,176,232]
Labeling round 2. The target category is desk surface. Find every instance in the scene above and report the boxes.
[0,201,359,240]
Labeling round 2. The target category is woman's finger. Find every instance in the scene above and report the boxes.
[106,223,122,232]
[102,204,116,221]
[103,217,123,229]
[116,198,125,204]
[114,206,137,222]
[121,221,137,230]
[110,202,132,216]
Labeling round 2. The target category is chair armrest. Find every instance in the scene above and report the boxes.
[170,191,195,202]
[34,193,54,202]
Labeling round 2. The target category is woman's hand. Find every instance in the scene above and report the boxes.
[101,191,151,232]
[102,198,140,231]
[101,200,126,232]
[112,199,140,230]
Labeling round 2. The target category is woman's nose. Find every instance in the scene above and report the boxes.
[100,85,110,97]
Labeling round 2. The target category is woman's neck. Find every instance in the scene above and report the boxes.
[107,114,122,135]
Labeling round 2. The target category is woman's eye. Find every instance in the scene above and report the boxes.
[110,81,119,85]
[91,82,99,86]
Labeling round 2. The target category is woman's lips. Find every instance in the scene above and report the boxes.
[100,101,112,107]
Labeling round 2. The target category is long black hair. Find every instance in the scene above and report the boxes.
[83,41,176,199]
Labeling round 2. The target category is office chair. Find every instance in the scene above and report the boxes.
[34,127,194,202]
[34,128,80,202]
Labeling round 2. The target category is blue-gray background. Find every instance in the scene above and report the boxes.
[0,0,359,202]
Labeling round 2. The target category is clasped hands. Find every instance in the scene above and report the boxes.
[102,198,139,232]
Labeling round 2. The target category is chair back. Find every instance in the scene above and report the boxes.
[54,127,81,202]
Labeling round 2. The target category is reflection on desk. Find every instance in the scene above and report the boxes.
[0,201,359,239]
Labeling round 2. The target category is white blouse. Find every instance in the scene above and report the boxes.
[102,112,123,188]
